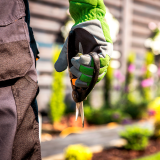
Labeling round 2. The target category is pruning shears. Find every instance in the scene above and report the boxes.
[67,30,100,127]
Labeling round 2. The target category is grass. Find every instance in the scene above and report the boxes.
[135,152,160,160]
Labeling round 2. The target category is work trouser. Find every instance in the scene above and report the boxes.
[0,0,41,159]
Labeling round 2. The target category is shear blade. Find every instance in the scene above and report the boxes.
[75,102,84,127]
[79,102,84,127]
[75,103,79,121]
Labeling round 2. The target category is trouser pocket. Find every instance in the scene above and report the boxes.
[11,75,41,160]
[0,17,34,82]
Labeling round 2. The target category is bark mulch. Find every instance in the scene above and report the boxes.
[92,138,160,160]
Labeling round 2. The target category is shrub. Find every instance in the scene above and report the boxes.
[148,97,160,137]
[122,100,148,119]
[120,126,152,150]
[125,52,135,93]
[64,144,92,160]
[49,47,66,123]
[104,64,113,107]
[84,105,131,125]
[140,52,155,102]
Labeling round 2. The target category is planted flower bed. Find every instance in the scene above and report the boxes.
[92,126,160,160]
[93,138,160,160]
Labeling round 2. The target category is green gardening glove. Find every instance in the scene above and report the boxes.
[55,0,113,87]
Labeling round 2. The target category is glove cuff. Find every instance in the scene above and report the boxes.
[69,0,106,25]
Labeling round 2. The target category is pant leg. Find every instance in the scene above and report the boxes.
[0,86,17,160]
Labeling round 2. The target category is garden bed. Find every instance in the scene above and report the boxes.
[92,138,160,160]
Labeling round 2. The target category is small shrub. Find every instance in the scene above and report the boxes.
[64,144,92,160]
[84,105,131,125]
[49,47,66,123]
[148,97,160,137]
[120,126,152,150]
[122,100,148,119]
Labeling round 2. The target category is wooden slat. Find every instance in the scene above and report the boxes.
[36,61,53,73]
[108,7,122,19]
[29,0,69,7]
[133,14,160,26]
[132,36,146,47]
[132,24,151,36]
[33,31,56,43]
[115,33,122,42]
[104,0,122,8]
[30,17,61,32]
[29,1,67,21]
[134,0,160,8]
[133,3,160,19]
[38,74,52,86]
[131,47,147,54]
[37,88,52,111]
[38,47,53,59]
[113,44,122,52]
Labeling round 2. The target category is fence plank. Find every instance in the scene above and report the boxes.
[133,14,160,26]
[108,7,122,19]
[104,0,122,8]
[132,24,151,36]
[29,1,67,21]
[36,61,53,73]
[133,2,160,19]
[30,0,69,7]
[30,17,61,32]
[134,0,160,8]
[33,31,57,43]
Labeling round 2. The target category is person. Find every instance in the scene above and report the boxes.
[0,0,113,159]
[0,0,40,159]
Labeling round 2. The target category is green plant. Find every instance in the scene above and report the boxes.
[84,105,131,125]
[120,126,152,151]
[49,47,66,123]
[140,52,154,102]
[134,152,160,160]
[122,100,148,119]
[64,144,92,160]
[125,52,135,93]
[148,97,160,137]
[104,64,113,108]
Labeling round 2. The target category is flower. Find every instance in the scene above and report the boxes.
[141,78,154,88]
[148,109,156,116]
[141,66,147,74]
[112,113,120,119]
[114,85,121,91]
[128,64,135,73]
[114,70,125,82]
[148,22,157,31]
[158,67,160,77]
[121,118,131,125]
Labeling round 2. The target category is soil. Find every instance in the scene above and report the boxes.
[92,138,160,160]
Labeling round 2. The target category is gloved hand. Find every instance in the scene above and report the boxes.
[55,0,113,88]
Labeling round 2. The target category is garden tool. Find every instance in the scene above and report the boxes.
[67,30,100,127]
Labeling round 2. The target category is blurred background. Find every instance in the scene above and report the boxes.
[28,0,160,159]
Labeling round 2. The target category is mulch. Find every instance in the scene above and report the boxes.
[92,138,160,160]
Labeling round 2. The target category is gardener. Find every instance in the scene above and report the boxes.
[0,0,112,159]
